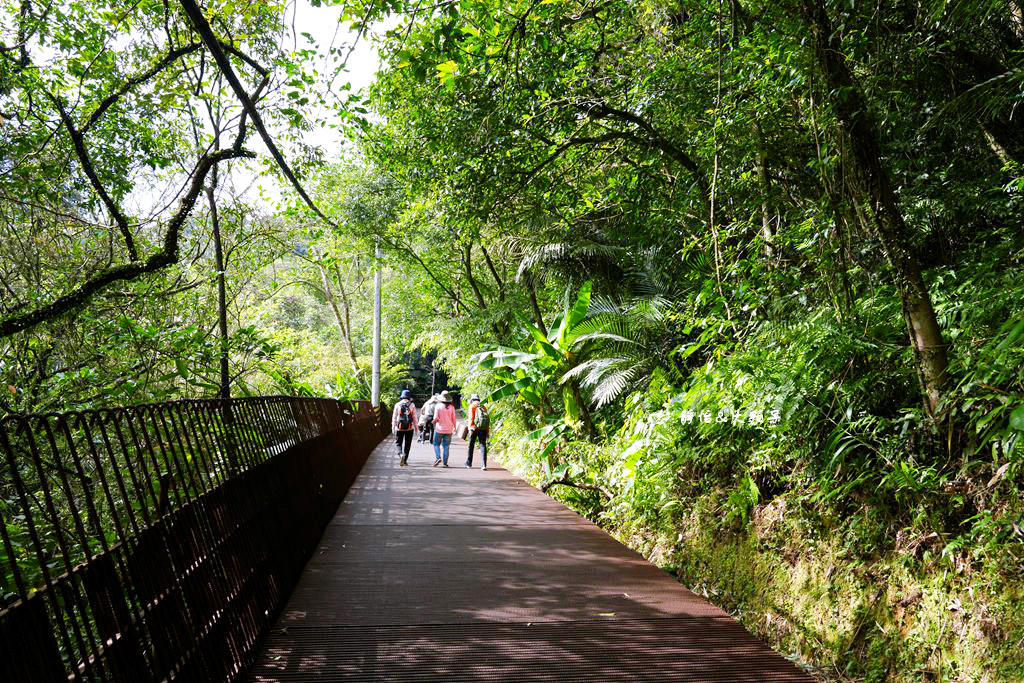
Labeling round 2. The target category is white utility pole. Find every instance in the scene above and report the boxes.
[371,242,382,407]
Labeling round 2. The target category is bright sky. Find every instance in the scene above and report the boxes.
[121,1,393,216]
[239,0,394,206]
[290,0,385,142]
[290,0,384,94]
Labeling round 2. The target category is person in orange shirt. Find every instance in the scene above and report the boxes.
[465,394,490,470]
[431,390,457,467]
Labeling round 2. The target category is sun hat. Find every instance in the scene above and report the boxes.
[439,390,452,403]
[470,394,480,402]
[400,389,411,399]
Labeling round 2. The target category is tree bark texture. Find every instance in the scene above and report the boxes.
[569,381,598,441]
[526,275,548,337]
[464,241,488,310]
[207,164,238,472]
[480,244,505,301]
[753,120,775,260]
[800,0,950,416]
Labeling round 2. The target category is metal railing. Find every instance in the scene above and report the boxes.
[0,396,388,681]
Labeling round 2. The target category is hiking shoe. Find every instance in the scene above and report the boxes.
[433,459,441,467]
[400,459,408,466]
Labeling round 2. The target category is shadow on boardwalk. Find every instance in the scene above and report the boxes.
[249,437,813,682]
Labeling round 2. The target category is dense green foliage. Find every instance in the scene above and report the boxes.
[3,0,1024,679]
[347,0,1024,678]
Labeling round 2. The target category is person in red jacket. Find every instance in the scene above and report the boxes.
[431,390,457,467]
[466,394,489,470]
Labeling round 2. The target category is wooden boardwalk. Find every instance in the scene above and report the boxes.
[248,434,813,681]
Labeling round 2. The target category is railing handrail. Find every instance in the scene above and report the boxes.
[0,394,374,424]
[0,395,389,681]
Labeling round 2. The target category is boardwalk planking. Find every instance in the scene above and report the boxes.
[248,433,814,682]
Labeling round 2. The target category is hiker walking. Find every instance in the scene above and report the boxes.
[465,394,490,470]
[431,390,457,467]
[419,393,438,443]
[392,389,418,466]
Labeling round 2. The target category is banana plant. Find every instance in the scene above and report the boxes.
[472,281,598,442]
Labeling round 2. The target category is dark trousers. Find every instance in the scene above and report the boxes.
[467,429,488,467]
[395,429,413,460]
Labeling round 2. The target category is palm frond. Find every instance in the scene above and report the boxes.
[562,357,622,382]
[589,365,642,407]
[572,332,638,346]
[589,294,624,316]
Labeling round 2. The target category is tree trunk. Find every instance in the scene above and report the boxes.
[335,261,361,371]
[526,275,548,337]
[569,381,598,441]
[480,244,505,301]
[825,192,856,314]
[801,0,950,417]
[207,169,230,401]
[464,241,488,309]
[319,262,360,372]
[753,120,775,261]
[207,165,237,474]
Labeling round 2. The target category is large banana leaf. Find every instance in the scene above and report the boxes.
[531,337,562,362]
[524,423,563,441]
[487,376,539,402]
[565,280,593,334]
[547,280,593,348]
[547,312,566,345]
[475,347,539,370]
[539,438,560,461]
[522,317,550,345]
[519,388,543,406]
[521,323,560,361]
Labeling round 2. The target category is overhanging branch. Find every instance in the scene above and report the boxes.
[179,0,456,311]
[577,100,713,217]
[540,473,612,499]
[0,146,254,339]
[178,0,336,230]
[84,42,204,131]
[518,131,632,190]
[49,93,137,260]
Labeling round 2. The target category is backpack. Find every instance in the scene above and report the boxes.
[398,400,413,429]
[473,404,490,430]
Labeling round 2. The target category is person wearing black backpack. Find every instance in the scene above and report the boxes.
[391,389,418,466]
[465,394,490,470]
